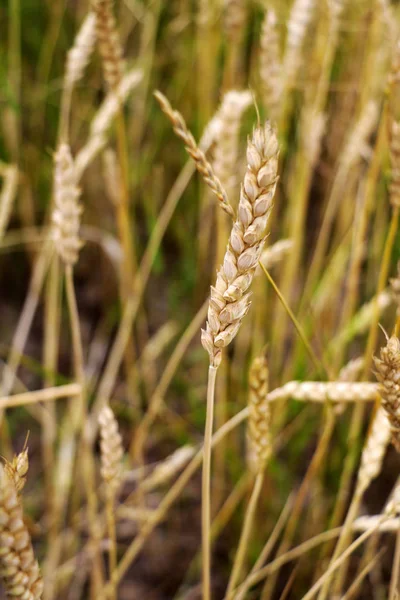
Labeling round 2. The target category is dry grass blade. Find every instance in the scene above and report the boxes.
[0,465,43,599]
[154,90,234,219]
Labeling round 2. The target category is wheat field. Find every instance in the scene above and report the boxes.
[1,0,400,598]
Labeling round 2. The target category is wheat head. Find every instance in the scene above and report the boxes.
[91,0,124,90]
[52,143,83,266]
[201,122,279,367]
[247,354,271,475]
[373,335,400,452]
[98,405,124,493]
[0,466,43,599]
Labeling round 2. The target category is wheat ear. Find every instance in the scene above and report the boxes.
[99,405,123,600]
[51,143,83,266]
[226,354,271,598]
[0,466,43,599]
[373,335,400,452]
[65,13,97,90]
[259,9,281,120]
[201,123,279,368]
[154,90,234,219]
[91,0,124,90]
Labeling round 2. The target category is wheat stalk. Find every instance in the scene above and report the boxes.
[91,0,124,90]
[51,143,83,266]
[200,123,278,600]
[373,335,400,452]
[154,90,234,219]
[0,466,43,599]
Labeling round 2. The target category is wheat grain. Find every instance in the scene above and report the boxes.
[154,90,234,219]
[98,405,123,493]
[91,0,124,90]
[247,354,271,475]
[0,466,43,599]
[51,144,83,266]
[64,13,97,90]
[373,335,400,452]
[201,122,279,367]
[259,10,281,120]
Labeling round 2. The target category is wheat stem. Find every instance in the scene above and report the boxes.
[226,471,264,598]
[202,364,218,600]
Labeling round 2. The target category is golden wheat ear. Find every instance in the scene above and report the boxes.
[98,405,124,493]
[374,335,400,452]
[0,465,43,599]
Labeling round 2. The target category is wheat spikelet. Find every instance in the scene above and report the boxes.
[201,123,279,367]
[389,120,400,208]
[213,90,252,199]
[373,335,400,452]
[259,10,281,120]
[3,447,29,494]
[155,90,234,219]
[0,466,43,599]
[267,381,379,404]
[52,144,83,266]
[98,405,123,493]
[356,407,391,494]
[91,0,124,90]
[247,354,271,475]
[64,13,97,90]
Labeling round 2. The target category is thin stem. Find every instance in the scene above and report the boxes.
[202,364,218,600]
[390,525,400,600]
[226,471,264,598]
[106,491,117,600]
[258,261,326,377]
